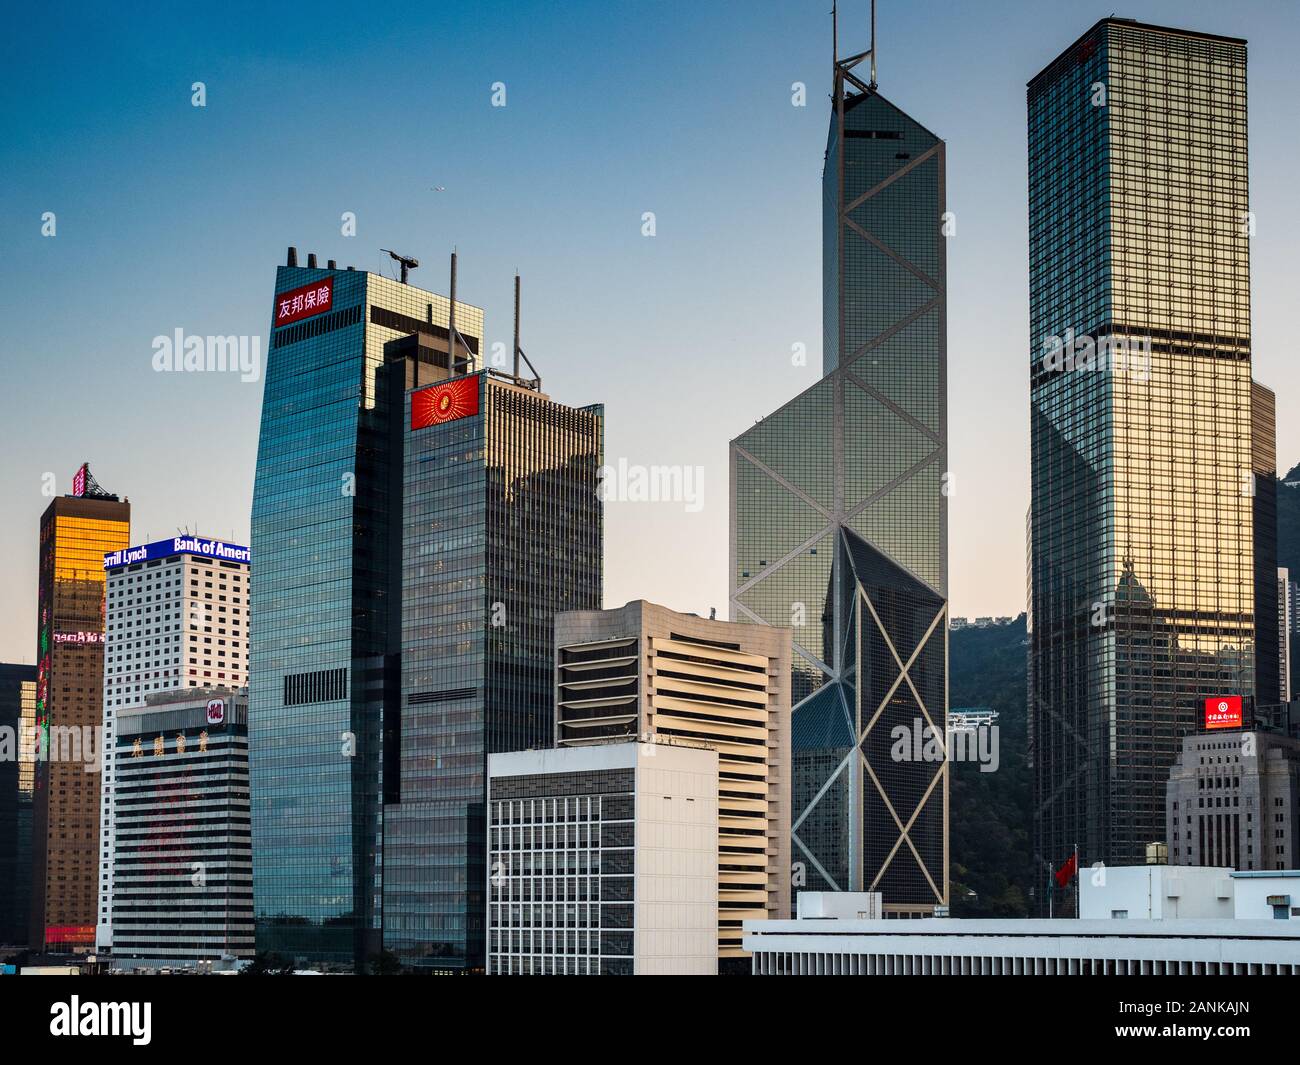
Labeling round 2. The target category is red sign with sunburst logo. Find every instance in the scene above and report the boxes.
[411,376,479,430]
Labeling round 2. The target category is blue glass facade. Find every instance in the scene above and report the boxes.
[250,263,483,967]
[385,374,603,970]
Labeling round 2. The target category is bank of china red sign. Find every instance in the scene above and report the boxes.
[274,277,333,327]
[411,376,479,430]
[1205,696,1243,730]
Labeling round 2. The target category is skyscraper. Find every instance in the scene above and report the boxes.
[1251,381,1280,709]
[0,663,37,946]
[729,24,948,913]
[387,371,603,970]
[250,250,483,968]
[97,535,251,953]
[1028,19,1258,892]
[251,250,602,972]
[31,467,130,951]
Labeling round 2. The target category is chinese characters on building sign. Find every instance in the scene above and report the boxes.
[46,925,95,946]
[53,631,102,644]
[71,464,87,497]
[1205,696,1243,730]
[274,277,334,327]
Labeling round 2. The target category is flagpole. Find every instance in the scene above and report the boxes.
[1071,847,1081,920]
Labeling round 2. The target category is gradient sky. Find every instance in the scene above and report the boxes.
[2,0,1298,664]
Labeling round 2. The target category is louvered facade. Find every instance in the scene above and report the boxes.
[555,600,791,968]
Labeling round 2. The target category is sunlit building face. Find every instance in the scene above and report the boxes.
[1028,19,1258,885]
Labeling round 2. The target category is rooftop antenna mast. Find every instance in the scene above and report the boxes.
[381,248,420,284]
[833,0,878,96]
[448,250,457,369]
[511,273,542,389]
[445,249,481,375]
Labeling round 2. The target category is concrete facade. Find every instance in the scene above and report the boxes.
[554,600,791,963]
[487,741,718,975]
[743,916,1300,975]
[1078,864,1233,921]
[1232,870,1300,920]
[1166,729,1300,871]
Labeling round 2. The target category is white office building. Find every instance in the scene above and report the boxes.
[487,741,718,975]
[97,536,250,953]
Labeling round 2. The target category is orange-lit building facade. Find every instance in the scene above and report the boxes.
[30,487,130,951]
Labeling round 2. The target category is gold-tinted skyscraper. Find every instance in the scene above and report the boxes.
[30,467,129,950]
[1028,20,1260,896]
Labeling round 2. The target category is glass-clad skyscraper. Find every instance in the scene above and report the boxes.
[730,41,948,914]
[1027,19,1262,892]
[250,253,483,967]
[385,373,603,970]
[252,250,602,971]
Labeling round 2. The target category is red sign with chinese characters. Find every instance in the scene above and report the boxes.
[1205,696,1243,730]
[71,464,86,497]
[411,376,479,430]
[274,277,334,327]
[46,924,95,945]
[207,699,225,725]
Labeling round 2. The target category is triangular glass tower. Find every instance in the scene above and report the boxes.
[730,19,948,913]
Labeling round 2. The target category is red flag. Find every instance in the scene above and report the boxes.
[1054,852,1077,888]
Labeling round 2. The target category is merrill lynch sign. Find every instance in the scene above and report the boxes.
[104,536,251,571]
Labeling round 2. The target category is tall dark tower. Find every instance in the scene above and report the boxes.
[384,370,603,971]
[250,255,484,969]
[251,250,602,971]
[1028,20,1255,902]
[730,7,948,914]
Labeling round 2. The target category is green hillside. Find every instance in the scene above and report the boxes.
[948,616,1033,916]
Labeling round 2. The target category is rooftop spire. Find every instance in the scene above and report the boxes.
[834,0,878,96]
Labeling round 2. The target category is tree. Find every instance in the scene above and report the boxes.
[367,949,404,976]
[241,951,295,975]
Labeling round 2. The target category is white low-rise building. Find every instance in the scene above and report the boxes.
[1232,870,1300,920]
[742,916,1300,975]
[1079,864,1233,920]
[744,868,1300,974]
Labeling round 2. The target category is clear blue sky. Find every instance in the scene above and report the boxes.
[2,0,1298,663]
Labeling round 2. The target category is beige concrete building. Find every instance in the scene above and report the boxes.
[487,741,718,975]
[554,600,792,968]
